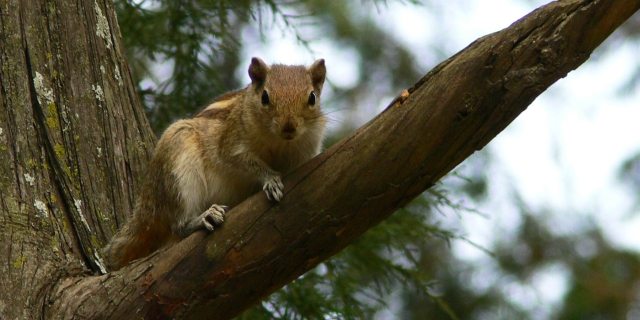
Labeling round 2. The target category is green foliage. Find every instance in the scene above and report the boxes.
[619,153,640,211]
[115,0,255,132]
[239,189,464,320]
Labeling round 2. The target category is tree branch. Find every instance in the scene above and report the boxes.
[48,0,640,318]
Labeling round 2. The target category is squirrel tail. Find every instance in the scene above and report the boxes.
[103,213,169,271]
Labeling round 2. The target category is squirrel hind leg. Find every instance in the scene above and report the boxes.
[174,204,227,238]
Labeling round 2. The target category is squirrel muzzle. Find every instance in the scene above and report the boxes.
[280,116,300,140]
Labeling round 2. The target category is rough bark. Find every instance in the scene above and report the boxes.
[0,0,155,318]
[0,0,638,319]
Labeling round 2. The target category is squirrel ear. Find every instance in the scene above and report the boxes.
[249,57,268,84]
[309,59,326,89]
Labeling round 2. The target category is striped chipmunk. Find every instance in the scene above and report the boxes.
[104,57,327,270]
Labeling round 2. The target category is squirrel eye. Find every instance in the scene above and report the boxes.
[308,91,316,106]
[261,90,270,105]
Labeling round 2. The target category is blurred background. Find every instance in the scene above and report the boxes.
[115,0,640,318]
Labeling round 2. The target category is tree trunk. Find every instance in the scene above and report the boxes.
[0,0,155,318]
[0,0,638,319]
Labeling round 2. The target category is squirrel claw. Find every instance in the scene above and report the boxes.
[201,204,227,231]
[263,176,284,202]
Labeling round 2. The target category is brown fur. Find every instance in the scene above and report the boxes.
[103,57,327,270]
[196,107,232,120]
[194,89,243,118]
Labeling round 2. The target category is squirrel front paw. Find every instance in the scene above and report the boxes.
[263,176,284,202]
[200,204,227,231]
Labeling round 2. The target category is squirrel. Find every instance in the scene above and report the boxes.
[104,57,327,270]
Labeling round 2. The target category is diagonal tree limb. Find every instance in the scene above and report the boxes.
[48,0,640,318]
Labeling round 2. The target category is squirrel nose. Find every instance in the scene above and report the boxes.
[282,121,296,134]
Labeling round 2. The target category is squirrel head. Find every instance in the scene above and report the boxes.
[247,57,327,141]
